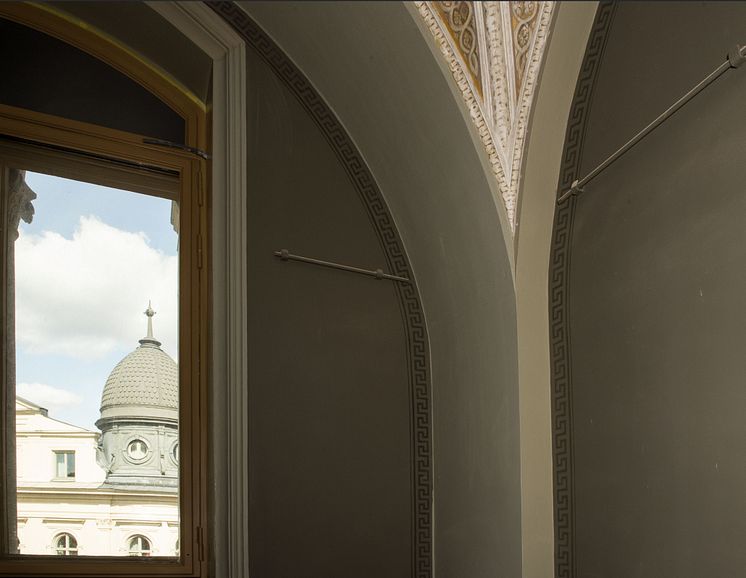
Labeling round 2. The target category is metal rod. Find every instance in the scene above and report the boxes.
[558,44,746,204]
[273,249,411,283]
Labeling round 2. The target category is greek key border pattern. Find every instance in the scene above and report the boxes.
[549,3,616,578]
[206,3,433,577]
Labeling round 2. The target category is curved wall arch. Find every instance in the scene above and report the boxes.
[515,4,598,577]
[94,2,598,576]
[229,2,523,577]
[211,4,433,577]
[549,3,746,577]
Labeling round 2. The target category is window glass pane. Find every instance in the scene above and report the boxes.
[55,453,65,479]
[53,452,75,479]
[55,533,77,556]
[9,170,180,557]
[128,535,151,557]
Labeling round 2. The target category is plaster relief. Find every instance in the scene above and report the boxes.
[416,1,554,233]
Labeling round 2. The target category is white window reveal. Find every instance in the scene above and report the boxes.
[53,451,75,480]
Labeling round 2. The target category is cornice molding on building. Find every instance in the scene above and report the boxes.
[413,1,554,234]
[17,487,181,500]
[16,432,98,439]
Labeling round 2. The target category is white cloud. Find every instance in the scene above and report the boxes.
[17,382,82,412]
[15,216,178,359]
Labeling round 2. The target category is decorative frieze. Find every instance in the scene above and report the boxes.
[433,2,482,94]
[416,1,554,233]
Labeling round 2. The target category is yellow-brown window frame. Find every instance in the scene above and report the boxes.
[0,4,209,577]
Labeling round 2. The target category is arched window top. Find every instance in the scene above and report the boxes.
[127,535,151,558]
[54,533,77,556]
[0,15,186,143]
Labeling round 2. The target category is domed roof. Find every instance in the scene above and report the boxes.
[99,303,178,422]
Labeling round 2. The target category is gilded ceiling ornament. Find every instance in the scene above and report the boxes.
[416,1,554,233]
[511,1,541,96]
[434,1,482,93]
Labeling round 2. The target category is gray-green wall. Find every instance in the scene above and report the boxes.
[245,47,413,578]
[567,3,746,576]
[240,3,522,576]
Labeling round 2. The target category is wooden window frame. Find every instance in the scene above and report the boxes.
[0,5,209,578]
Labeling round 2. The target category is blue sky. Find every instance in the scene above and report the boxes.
[22,172,177,255]
[15,172,178,430]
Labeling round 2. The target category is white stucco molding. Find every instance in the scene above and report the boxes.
[145,3,247,577]
[414,1,554,234]
[515,3,597,576]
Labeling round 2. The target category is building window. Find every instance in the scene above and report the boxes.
[54,533,78,556]
[171,441,179,465]
[53,451,75,480]
[127,536,151,558]
[126,439,148,461]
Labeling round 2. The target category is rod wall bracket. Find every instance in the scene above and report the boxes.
[729,45,746,68]
[569,180,585,196]
[557,180,585,205]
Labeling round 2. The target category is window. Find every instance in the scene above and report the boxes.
[1,129,204,573]
[0,4,207,576]
[127,536,151,558]
[54,534,77,556]
[10,166,180,559]
[126,440,148,462]
[53,452,75,480]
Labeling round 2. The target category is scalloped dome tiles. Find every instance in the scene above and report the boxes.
[100,345,178,417]
[99,304,177,420]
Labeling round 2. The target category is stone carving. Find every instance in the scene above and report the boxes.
[416,1,554,233]
[5,169,36,554]
[8,169,36,239]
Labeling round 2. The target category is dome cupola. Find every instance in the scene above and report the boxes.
[98,302,178,423]
[95,303,179,490]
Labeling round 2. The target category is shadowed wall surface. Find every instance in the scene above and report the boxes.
[240,3,522,577]
[245,39,413,578]
[565,3,746,576]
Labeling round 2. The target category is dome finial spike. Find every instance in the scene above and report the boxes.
[145,300,156,339]
[139,301,161,348]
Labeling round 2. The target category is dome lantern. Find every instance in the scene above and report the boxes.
[139,300,161,348]
[95,303,179,490]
